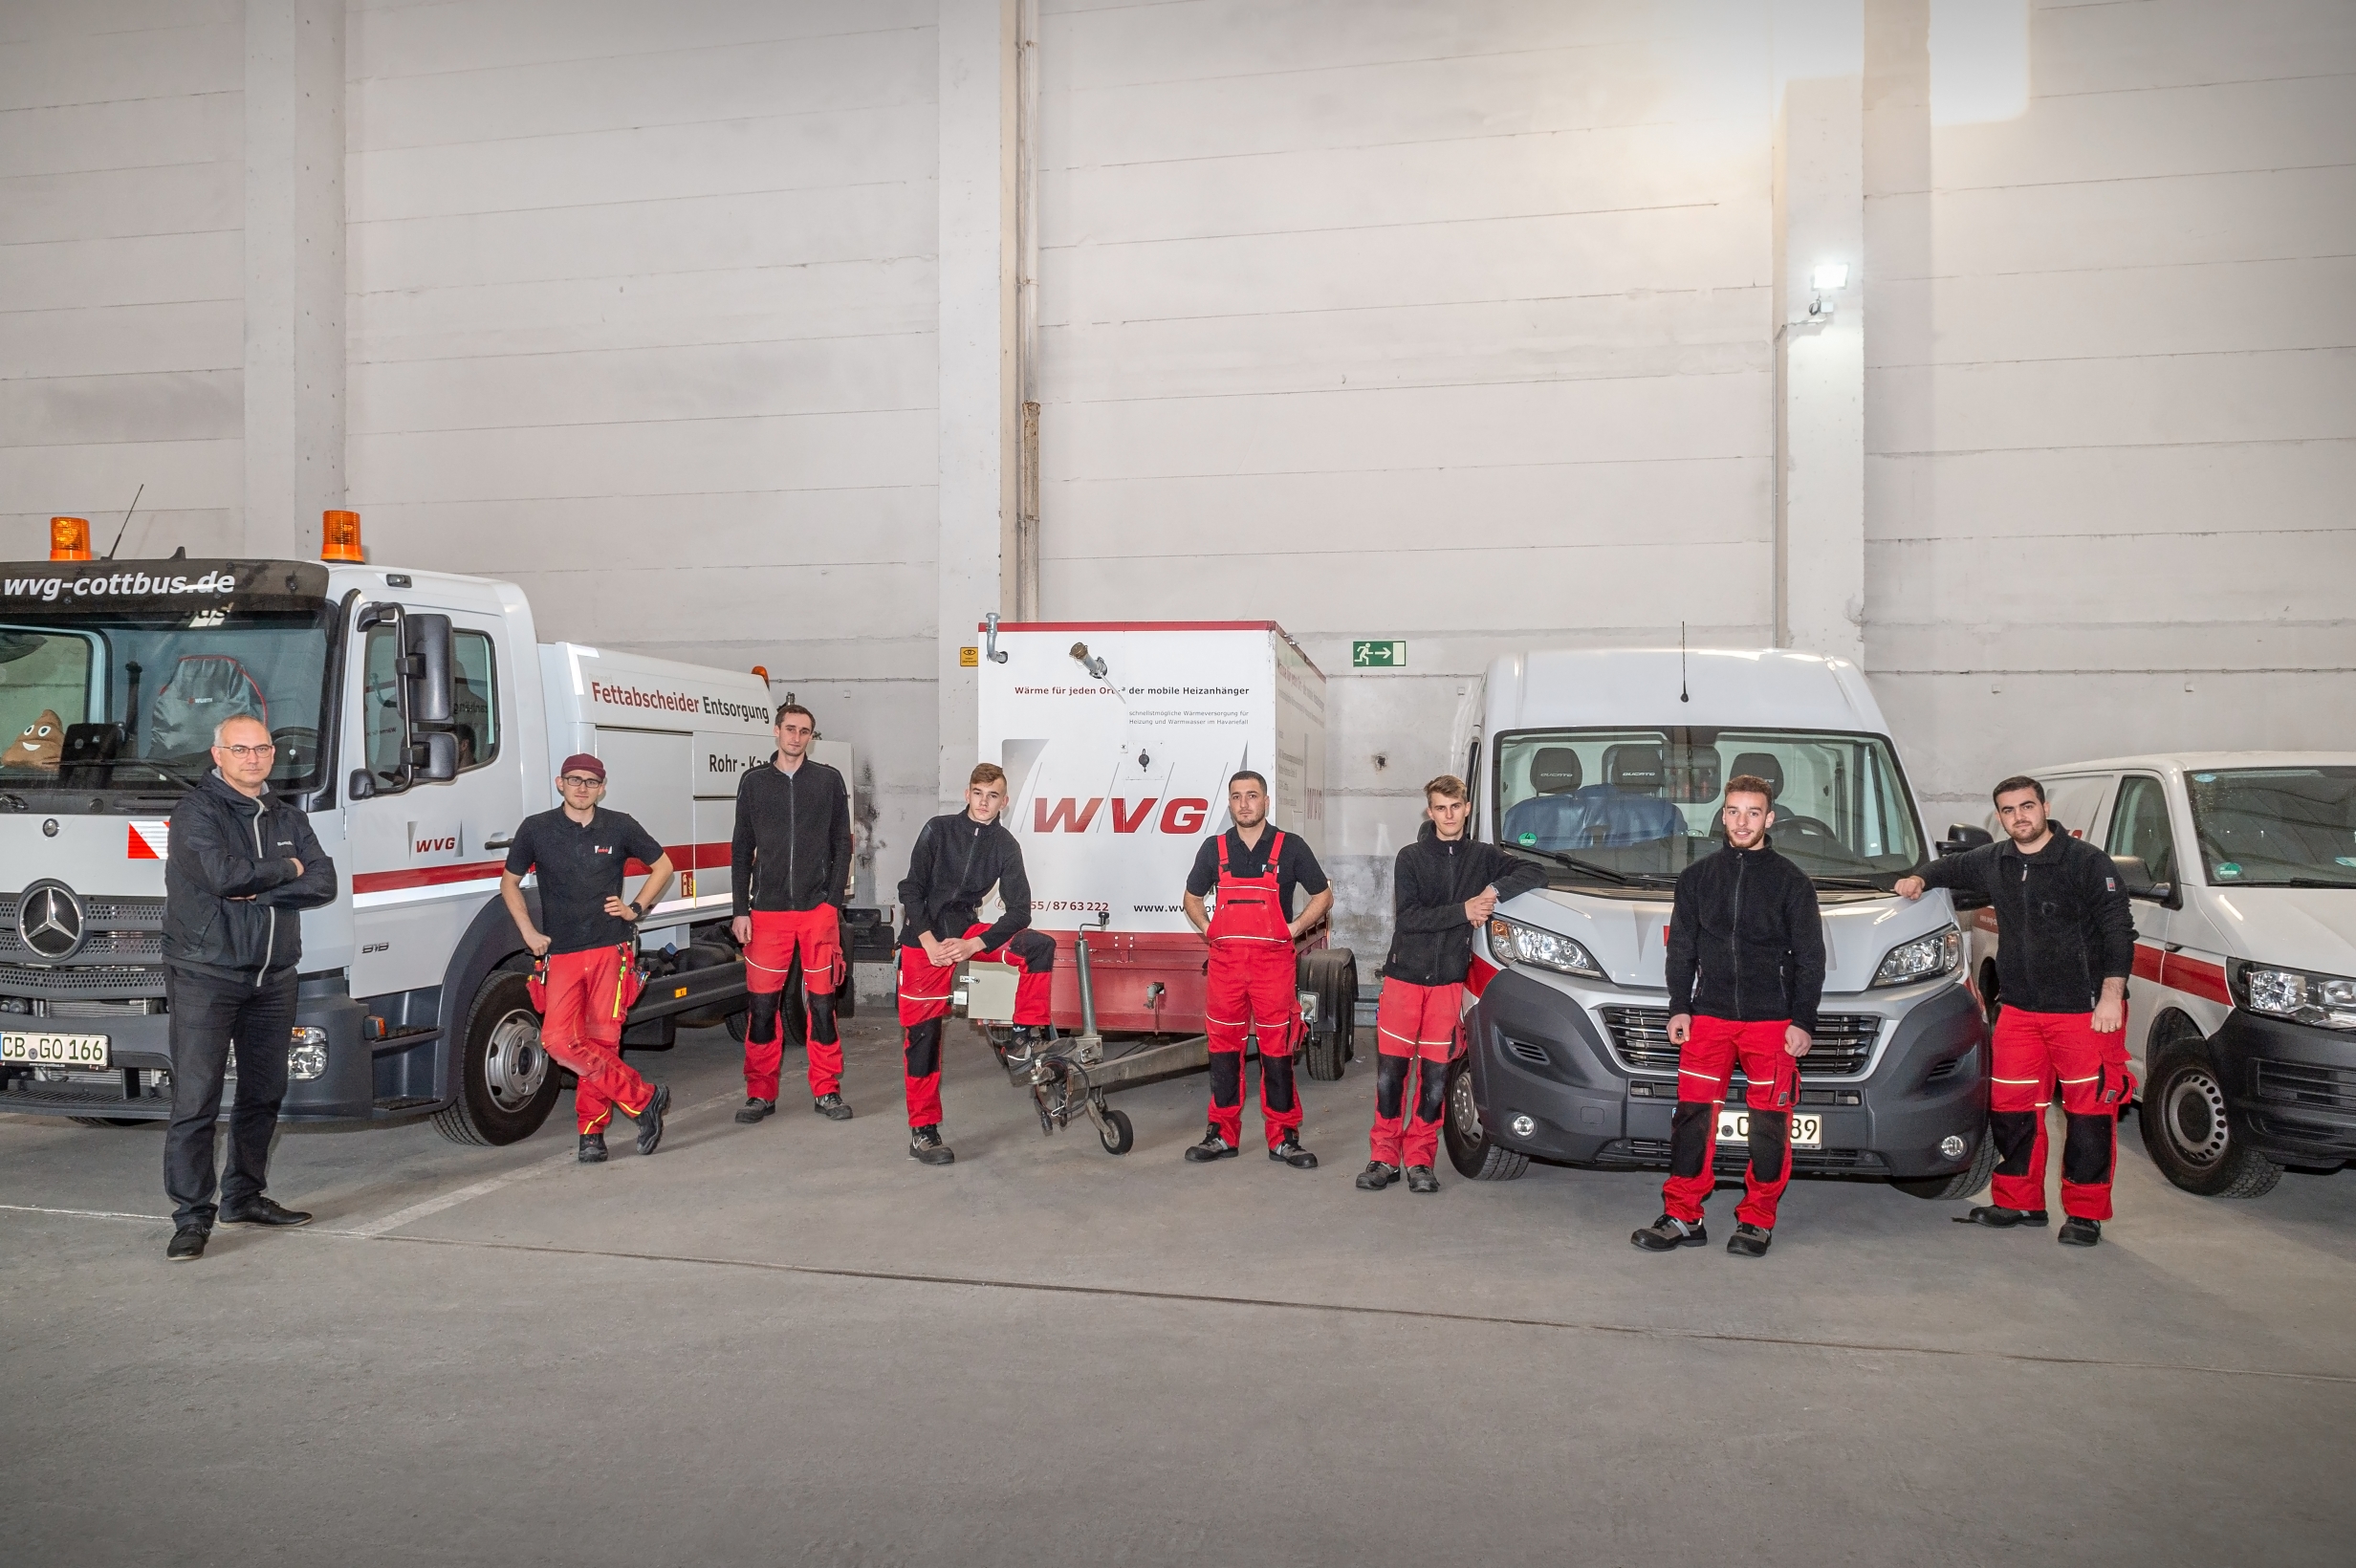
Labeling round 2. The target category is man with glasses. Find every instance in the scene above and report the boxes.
[500,754,676,1163]
[161,713,338,1262]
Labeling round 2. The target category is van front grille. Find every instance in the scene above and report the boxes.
[1600,1007,1882,1078]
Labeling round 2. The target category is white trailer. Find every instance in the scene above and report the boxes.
[0,517,876,1144]
[974,620,1357,1077]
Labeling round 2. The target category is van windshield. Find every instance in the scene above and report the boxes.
[1492,727,1927,886]
[2185,767,2356,888]
[0,609,336,803]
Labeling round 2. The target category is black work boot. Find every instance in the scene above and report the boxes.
[578,1132,608,1164]
[1355,1161,1400,1191]
[2057,1216,2103,1247]
[1269,1132,1318,1169]
[631,1084,671,1156]
[733,1098,776,1124]
[1954,1205,2049,1229]
[1405,1165,1441,1195]
[909,1124,955,1165]
[1726,1222,1773,1258]
[217,1195,312,1228]
[1631,1213,1708,1252]
[166,1226,208,1262]
[813,1093,853,1122]
[1184,1124,1239,1163]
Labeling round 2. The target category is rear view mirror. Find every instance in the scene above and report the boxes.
[404,614,454,727]
[2112,856,2177,906]
[412,730,459,783]
[1938,823,1994,857]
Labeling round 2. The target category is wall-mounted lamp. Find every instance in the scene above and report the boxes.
[1807,262,1851,322]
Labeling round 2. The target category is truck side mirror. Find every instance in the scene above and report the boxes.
[1938,823,1993,857]
[411,730,459,783]
[404,614,455,727]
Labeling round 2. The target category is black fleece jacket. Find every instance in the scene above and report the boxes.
[163,772,338,983]
[731,755,852,916]
[895,812,1033,953]
[1917,830,2134,1013]
[1664,838,1825,1033]
[1383,823,1546,986]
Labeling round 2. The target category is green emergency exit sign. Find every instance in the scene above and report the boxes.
[1352,640,1407,668]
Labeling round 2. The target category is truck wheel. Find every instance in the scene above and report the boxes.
[1892,1127,1997,1200]
[1298,948,1356,1081]
[2141,1042,2281,1198]
[433,970,560,1146]
[1442,1056,1527,1181]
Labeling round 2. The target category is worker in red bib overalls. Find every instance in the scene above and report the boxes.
[1359,773,1544,1194]
[498,754,674,1163]
[1181,771,1333,1169]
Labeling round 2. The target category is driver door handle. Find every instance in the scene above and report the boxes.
[484,834,514,850]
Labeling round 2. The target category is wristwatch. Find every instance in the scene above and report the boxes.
[626,900,645,921]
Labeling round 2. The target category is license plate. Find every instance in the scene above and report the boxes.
[1716,1107,1822,1148]
[1,1031,111,1068]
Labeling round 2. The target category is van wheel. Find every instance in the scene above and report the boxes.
[1442,1056,1527,1181]
[2141,1042,2281,1198]
[1298,948,1356,1081]
[433,969,560,1146]
[1892,1127,1998,1200]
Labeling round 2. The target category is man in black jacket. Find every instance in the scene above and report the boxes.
[160,713,337,1262]
[1359,774,1544,1194]
[729,703,855,1123]
[1899,774,2136,1245]
[1633,774,1824,1259]
[893,763,1056,1165]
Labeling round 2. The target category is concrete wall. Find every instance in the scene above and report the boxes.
[1,0,248,558]
[343,0,943,899]
[1866,0,2356,823]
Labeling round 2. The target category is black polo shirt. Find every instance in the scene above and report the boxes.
[1185,826,1329,916]
[505,806,665,955]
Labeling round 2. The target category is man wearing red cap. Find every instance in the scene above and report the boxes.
[500,753,676,1162]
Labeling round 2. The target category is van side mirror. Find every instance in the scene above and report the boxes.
[2112,856,2178,907]
[404,614,455,727]
[1938,823,1993,857]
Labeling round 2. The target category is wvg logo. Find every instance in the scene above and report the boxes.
[1032,797,1209,835]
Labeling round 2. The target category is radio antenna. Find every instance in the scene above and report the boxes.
[1679,621,1690,704]
[103,484,143,559]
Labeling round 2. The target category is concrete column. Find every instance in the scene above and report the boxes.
[936,0,1019,804]
[242,0,344,561]
[1774,7,1865,664]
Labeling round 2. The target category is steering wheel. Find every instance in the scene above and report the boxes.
[1774,815,1843,848]
[272,726,320,776]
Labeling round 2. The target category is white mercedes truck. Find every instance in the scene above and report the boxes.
[1442,647,1996,1200]
[0,517,877,1144]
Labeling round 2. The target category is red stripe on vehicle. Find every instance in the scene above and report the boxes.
[2162,952,2232,1006]
[1468,956,1501,997]
[352,860,507,893]
[625,841,732,876]
[2132,942,2168,985]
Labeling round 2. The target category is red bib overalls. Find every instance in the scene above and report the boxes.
[1203,830,1303,1148]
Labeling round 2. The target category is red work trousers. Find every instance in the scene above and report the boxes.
[742,907,844,1099]
[896,925,1055,1128]
[1990,1005,2132,1221]
[1370,979,1461,1168]
[1661,1015,1800,1230]
[540,946,654,1136]
[1204,940,1303,1148]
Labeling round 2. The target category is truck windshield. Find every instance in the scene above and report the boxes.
[1492,727,1927,885]
[0,608,335,802]
[2186,767,2356,888]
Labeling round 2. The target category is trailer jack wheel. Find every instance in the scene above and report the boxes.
[1097,1104,1134,1156]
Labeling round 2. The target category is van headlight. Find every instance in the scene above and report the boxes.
[288,1026,330,1080]
[1489,917,1603,979]
[1872,925,1961,988]
[2237,965,2356,1030]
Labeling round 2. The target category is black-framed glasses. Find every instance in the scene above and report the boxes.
[557,774,604,789]
[220,743,276,759]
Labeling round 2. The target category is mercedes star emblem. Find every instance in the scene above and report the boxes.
[16,881,86,962]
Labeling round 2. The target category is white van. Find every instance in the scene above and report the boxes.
[1443,648,1993,1200]
[1959,753,2356,1198]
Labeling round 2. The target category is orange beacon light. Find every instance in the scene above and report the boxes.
[50,516,92,561]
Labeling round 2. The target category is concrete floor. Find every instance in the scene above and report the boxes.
[5,1013,2354,1567]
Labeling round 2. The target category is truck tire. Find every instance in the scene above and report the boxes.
[1297,948,1357,1081]
[1891,1127,1998,1200]
[433,969,561,1146]
[1442,1055,1527,1181]
[2141,1038,2282,1198]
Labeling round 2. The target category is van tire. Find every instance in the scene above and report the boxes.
[1442,1056,1527,1181]
[1298,948,1356,1081]
[1892,1127,1998,1200]
[434,969,561,1146]
[2141,1039,2282,1198]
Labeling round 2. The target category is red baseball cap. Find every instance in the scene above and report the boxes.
[557,752,605,781]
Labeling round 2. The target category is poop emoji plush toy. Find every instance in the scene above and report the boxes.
[6,710,63,771]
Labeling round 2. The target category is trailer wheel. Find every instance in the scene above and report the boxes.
[433,969,560,1146]
[1298,948,1357,1081]
[1098,1106,1135,1155]
[1442,1056,1527,1181]
[1892,1127,1997,1200]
